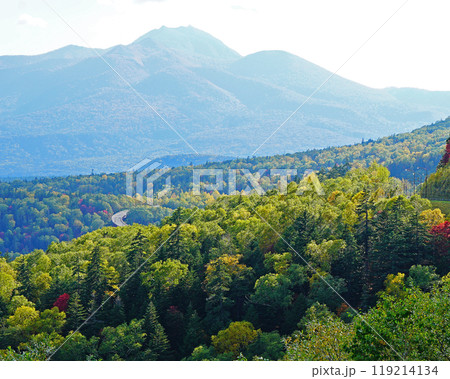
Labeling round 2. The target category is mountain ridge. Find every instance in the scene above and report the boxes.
[1,26,449,177]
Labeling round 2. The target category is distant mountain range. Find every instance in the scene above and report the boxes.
[1,25,449,177]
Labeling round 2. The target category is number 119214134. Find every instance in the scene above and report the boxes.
[372,365,438,376]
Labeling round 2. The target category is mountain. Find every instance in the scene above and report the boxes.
[1,25,450,177]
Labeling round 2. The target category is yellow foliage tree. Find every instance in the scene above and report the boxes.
[211,321,260,355]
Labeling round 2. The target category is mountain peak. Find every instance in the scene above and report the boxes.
[132,25,240,61]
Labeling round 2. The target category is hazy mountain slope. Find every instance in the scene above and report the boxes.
[150,117,450,194]
[0,26,449,177]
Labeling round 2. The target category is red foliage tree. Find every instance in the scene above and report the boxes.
[437,137,450,169]
[430,221,450,272]
[53,293,70,312]
[432,221,450,239]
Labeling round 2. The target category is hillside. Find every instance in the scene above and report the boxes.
[142,117,450,196]
[1,26,450,177]
[422,136,450,201]
[0,164,449,361]
[171,117,450,182]
[0,117,448,255]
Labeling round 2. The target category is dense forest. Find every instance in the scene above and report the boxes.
[1,118,449,256]
[422,137,450,200]
[0,163,449,361]
[0,176,213,255]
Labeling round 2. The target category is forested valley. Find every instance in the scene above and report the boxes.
[2,3,450,367]
[1,118,449,256]
[0,156,449,360]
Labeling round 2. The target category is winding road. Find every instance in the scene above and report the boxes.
[111,210,129,227]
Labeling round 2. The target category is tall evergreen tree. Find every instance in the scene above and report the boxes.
[331,226,363,307]
[16,256,31,297]
[402,210,431,266]
[181,303,204,357]
[278,209,323,262]
[121,230,148,321]
[369,197,428,296]
[66,291,87,332]
[82,245,107,311]
[437,137,450,169]
[142,301,170,360]
[73,252,83,293]
[355,191,374,309]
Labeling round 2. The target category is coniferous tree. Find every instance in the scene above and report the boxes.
[181,303,204,357]
[331,226,363,307]
[16,256,31,297]
[121,231,148,321]
[437,137,450,169]
[142,302,170,360]
[73,252,83,293]
[355,191,374,309]
[279,209,323,262]
[403,210,431,266]
[369,197,429,296]
[82,245,107,311]
[66,291,87,332]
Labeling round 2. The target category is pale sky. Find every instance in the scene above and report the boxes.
[2,0,450,91]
